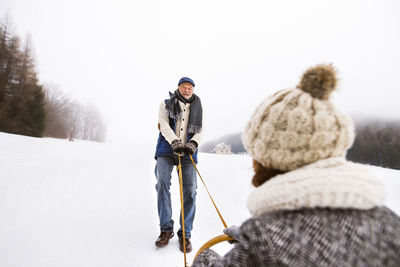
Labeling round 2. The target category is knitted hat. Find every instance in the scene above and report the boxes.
[242,64,355,171]
[178,77,195,87]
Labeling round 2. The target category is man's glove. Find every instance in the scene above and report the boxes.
[223,225,242,244]
[171,139,184,154]
[184,140,198,155]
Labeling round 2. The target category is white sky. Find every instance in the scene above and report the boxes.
[1,0,400,144]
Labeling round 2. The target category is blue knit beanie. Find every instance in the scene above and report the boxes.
[178,77,195,87]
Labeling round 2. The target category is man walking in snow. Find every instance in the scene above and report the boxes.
[154,77,203,253]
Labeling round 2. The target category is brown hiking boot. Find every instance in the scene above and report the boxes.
[155,232,174,248]
[179,237,192,253]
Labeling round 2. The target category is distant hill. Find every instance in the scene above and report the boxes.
[200,118,400,170]
[347,118,400,170]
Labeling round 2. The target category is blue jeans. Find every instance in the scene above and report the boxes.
[155,156,197,239]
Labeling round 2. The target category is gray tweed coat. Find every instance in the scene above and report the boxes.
[192,207,400,267]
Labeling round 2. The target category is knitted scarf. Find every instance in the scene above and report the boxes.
[165,90,202,134]
[247,157,385,216]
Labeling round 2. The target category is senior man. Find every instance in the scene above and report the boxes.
[154,77,203,253]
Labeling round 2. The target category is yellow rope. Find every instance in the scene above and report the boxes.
[189,154,228,228]
[186,154,233,266]
[177,154,187,267]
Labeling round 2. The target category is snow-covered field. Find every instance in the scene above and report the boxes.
[0,132,399,267]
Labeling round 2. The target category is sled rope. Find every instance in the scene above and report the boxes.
[189,154,228,228]
[189,154,234,266]
[177,154,188,267]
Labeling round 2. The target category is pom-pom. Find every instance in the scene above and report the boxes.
[298,64,337,100]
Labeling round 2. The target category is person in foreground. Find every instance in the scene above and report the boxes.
[154,77,202,253]
[192,64,400,266]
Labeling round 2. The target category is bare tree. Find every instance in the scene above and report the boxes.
[66,101,83,141]
[79,103,106,142]
[43,84,107,142]
[43,83,72,138]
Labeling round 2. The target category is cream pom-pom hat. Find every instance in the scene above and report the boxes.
[242,64,355,171]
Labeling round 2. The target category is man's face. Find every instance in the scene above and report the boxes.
[178,82,194,99]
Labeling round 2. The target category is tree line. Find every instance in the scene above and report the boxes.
[0,16,106,142]
[200,118,400,170]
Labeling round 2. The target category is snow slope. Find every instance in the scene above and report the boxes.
[0,132,399,267]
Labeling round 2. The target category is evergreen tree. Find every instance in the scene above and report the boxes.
[0,16,46,137]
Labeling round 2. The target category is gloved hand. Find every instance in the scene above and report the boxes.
[223,225,242,244]
[171,139,184,154]
[184,140,198,155]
